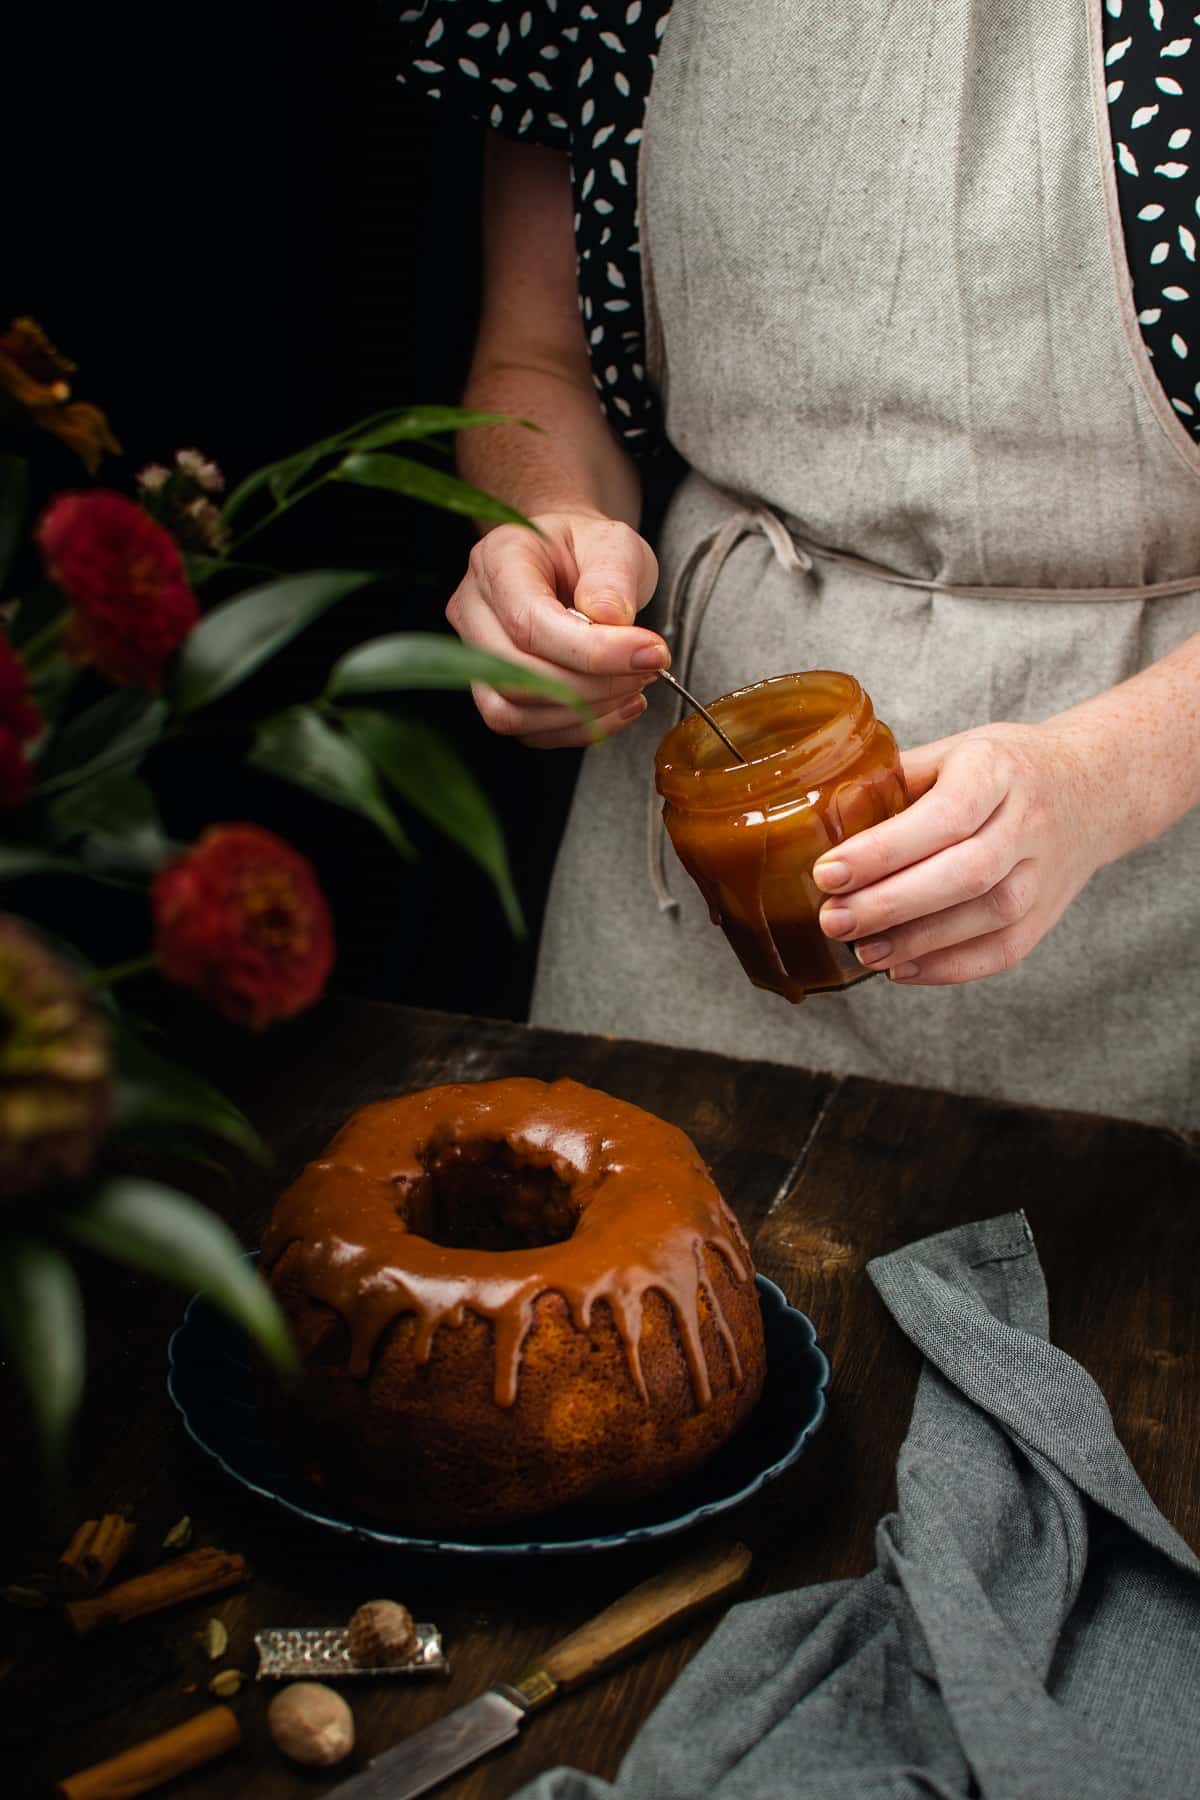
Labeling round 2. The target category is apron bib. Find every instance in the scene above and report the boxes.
[531,0,1200,1129]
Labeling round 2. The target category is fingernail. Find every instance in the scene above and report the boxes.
[813,859,851,892]
[889,962,920,982]
[585,596,628,625]
[619,693,648,721]
[631,643,670,671]
[820,904,854,939]
[855,937,892,967]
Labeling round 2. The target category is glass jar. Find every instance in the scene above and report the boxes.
[654,671,909,1002]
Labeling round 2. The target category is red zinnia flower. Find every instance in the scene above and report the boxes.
[36,490,199,690]
[152,824,335,1029]
[0,631,45,807]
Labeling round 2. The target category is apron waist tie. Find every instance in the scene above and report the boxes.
[646,495,1200,911]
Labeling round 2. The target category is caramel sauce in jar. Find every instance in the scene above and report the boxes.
[654,671,909,1002]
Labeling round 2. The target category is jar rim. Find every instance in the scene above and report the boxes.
[654,669,875,809]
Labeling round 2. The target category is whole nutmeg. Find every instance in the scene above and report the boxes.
[267,1681,355,1767]
[347,1599,419,1668]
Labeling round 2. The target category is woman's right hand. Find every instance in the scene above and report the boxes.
[446,510,668,748]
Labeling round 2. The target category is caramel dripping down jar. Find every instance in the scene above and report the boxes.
[654,671,910,1002]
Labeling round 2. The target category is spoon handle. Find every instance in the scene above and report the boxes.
[657,669,749,765]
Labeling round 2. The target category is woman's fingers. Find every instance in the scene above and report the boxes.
[896,736,959,801]
[518,690,648,749]
[883,915,1045,986]
[819,804,1022,941]
[449,576,655,707]
[569,515,660,625]
[812,737,1007,897]
[472,681,647,740]
[470,527,668,677]
[852,859,1038,971]
[445,512,667,745]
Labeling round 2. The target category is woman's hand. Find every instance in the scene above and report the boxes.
[446,510,668,748]
[812,720,1120,985]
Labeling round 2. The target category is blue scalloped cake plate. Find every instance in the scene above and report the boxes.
[167,1270,829,1558]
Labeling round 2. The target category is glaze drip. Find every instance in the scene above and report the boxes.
[261,1078,753,1411]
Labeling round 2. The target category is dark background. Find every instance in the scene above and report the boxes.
[6,1,582,1020]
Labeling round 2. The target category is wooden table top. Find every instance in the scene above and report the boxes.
[3,998,1197,1799]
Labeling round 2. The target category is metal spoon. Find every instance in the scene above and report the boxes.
[656,668,749,765]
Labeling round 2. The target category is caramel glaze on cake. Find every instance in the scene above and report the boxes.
[260,1077,766,1530]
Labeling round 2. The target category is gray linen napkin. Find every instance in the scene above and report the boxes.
[516,1212,1200,1800]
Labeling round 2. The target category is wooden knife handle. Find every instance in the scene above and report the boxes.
[529,1539,751,1696]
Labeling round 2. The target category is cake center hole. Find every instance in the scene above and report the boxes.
[412,1140,578,1251]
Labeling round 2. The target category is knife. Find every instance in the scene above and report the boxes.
[325,1538,752,1800]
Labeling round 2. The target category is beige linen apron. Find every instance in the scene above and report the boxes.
[532,0,1200,1129]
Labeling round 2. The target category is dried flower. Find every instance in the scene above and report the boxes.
[35,490,199,689]
[175,449,224,495]
[0,317,121,474]
[182,496,227,554]
[0,920,112,1199]
[152,825,335,1030]
[0,632,44,807]
[136,449,230,553]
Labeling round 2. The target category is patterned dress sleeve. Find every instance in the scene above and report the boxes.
[397,1,575,149]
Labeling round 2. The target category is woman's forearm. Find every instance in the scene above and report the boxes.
[456,136,642,532]
[1050,629,1200,862]
[457,358,642,528]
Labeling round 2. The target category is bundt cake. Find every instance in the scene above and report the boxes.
[261,1076,766,1530]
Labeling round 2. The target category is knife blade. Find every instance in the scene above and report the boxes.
[324,1538,752,1800]
[322,1689,527,1800]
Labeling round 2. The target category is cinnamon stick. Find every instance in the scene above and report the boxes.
[59,1516,138,1596]
[66,1548,248,1637]
[55,1705,241,1799]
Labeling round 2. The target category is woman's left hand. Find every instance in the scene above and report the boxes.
[812,721,1118,986]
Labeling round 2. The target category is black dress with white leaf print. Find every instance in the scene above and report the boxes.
[400,1,1200,451]
[1104,2,1200,434]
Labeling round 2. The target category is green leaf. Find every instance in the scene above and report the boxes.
[35,691,168,797]
[110,1023,269,1166]
[220,409,534,527]
[266,445,327,503]
[0,1240,85,1469]
[333,451,535,529]
[0,455,31,591]
[170,569,374,715]
[48,771,169,877]
[29,659,81,729]
[341,707,525,937]
[221,445,332,526]
[222,426,367,526]
[62,1178,295,1373]
[326,631,592,721]
[182,552,275,587]
[0,844,104,883]
[348,407,531,449]
[0,846,140,891]
[7,581,64,651]
[248,706,414,856]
